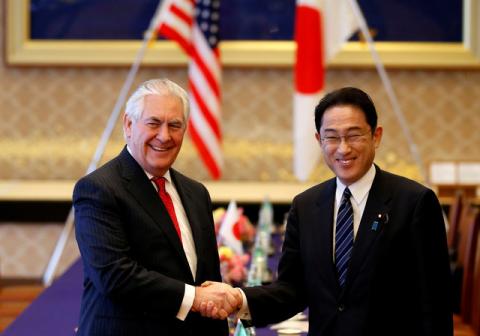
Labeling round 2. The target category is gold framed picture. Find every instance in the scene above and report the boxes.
[6,0,480,68]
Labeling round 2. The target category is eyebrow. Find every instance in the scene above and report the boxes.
[322,126,363,133]
[144,117,161,123]
[144,117,184,124]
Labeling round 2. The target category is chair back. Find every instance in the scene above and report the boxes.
[460,208,480,323]
[470,214,480,333]
[447,191,464,249]
[457,202,474,269]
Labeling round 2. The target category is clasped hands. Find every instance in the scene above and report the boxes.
[192,281,243,319]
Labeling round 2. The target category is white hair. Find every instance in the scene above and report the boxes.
[125,78,189,122]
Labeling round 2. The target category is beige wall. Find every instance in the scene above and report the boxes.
[1,6,480,184]
[1,2,480,279]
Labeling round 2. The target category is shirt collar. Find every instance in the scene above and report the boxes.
[336,164,376,205]
[126,145,172,183]
[146,169,172,184]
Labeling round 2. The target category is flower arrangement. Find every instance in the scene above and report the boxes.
[213,205,256,286]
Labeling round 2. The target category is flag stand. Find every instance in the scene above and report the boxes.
[346,0,426,181]
[42,3,165,286]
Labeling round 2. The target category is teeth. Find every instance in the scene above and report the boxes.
[151,146,168,151]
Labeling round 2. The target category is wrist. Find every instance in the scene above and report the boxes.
[192,286,200,312]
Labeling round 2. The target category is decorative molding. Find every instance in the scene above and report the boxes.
[6,0,480,68]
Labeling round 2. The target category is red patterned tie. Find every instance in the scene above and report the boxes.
[152,177,182,242]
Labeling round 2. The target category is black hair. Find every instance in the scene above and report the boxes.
[314,87,378,133]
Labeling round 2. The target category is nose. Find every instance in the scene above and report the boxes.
[156,124,171,142]
[336,138,352,153]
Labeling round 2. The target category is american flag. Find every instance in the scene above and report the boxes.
[154,0,223,179]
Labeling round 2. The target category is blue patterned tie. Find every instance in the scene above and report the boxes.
[335,187,354,287]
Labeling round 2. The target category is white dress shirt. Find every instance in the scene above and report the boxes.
[148,170,197,321]
[333,164,376,260]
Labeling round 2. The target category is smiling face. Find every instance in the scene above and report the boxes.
[124,94,186,177]
[315,104,383,186]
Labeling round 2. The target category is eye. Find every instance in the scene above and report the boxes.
[346,133,368,142]
[169,122,184,129]
[146,122,159,128]
[323,136,340,143]
[348,134,362,140]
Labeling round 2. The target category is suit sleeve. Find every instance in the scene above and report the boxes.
[411,188,453,335]
[73,176,185,315]
[243,199,308,326]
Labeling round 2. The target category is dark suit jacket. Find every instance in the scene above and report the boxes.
[73,147,228,336]
[244,166,453,336]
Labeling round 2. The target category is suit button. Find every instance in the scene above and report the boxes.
[338,304,345,312]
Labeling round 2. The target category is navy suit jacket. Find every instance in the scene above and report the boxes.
[244,166,453,336]
[73,147,228,336]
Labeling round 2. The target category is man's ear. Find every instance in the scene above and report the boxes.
[123,114,132,139]
[373,125,383,148]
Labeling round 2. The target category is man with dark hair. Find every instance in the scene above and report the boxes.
[203,87,453,335]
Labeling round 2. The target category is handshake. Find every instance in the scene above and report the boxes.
[192,281,243,319]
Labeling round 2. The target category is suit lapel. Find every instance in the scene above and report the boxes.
[345,167,392,287]
[313,179,338,289]
[118,148,191,274]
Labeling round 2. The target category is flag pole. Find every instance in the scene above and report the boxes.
[346,0,426,182]
[42,3,166,286]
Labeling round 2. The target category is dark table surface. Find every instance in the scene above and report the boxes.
[3,233,307,335]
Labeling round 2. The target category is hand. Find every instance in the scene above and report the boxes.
[192,281,242,319]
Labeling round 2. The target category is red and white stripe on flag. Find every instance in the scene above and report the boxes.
[155,0,223,179]
[294,0,324,182]
[293,0,358,181]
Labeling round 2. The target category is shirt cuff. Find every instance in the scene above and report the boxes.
[237,288,252,320]
[176,284,195,321]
